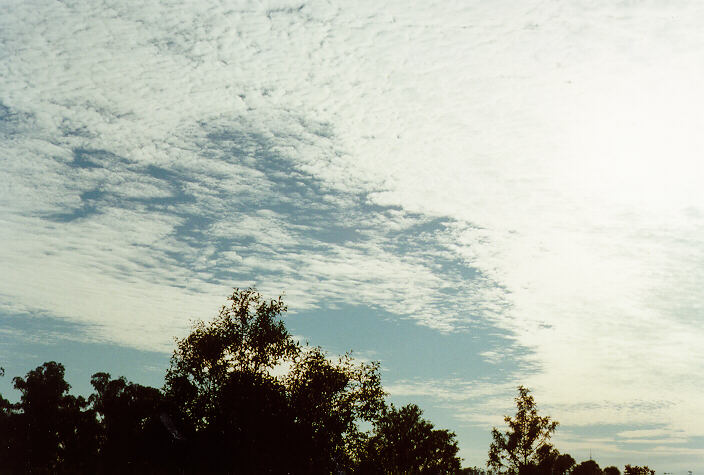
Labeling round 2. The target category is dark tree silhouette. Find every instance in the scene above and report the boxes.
[286,346,385,472]
[0,288,468,474]
[603,466,621,475]
[165,288,297,427]
[459,468,486,475]
[553,452,577,474]
[533,446,575,475]
[572,459,603,475]
[624,465,655,475]
[488,386,559,474]
[2,361,99,474]
[357,403,462,474]
[164,288,301,473]
[164,288,385,473]
[0,382,23,473]
[89,372,178,473]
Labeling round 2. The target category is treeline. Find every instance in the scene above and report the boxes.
[0,288,660,474]
[0,289,463,474]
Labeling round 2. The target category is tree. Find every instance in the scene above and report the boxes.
[3,361,99,473]
[164,288,302,472]
[554,452,576,474]
[357,403,462,473]
[164,288,386,473]
[89,372,178,473]
[165,288,298,426]
[0,287,466,473]
[603,467,621,475]
[573,460,602,475]
[534,447,575,475]
[286,346,385,472]
[488,386,559,474]
[0,370,21,473]
[624,465,654,475]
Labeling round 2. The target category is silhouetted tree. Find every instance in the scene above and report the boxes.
[0,288,469,473]
[164,289,299,472]
[533,446,575,475]
[356,403,462,474]
[2,361,99,473]
[572,459,602,475]
[0,365,182,474]
[164,288,385,473]
[0,377,22,473]
[488,386,559,474]
[624,465,654,475]
[603,466,621,475]
[165,288,297,424]
[89,372,178,473]
[287,346,385,472]
[553,452,577,474]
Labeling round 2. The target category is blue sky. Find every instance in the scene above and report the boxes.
[2,0,704,471]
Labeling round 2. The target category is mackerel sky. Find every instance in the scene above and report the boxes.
[1,0,703,471]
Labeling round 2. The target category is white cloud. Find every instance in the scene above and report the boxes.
[2,1,704,467]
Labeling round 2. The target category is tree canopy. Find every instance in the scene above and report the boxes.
[0,362,101,473]
[624,465,655,475]
[0,288,463,473]
[4,287,666,474]
[357,403,462,474]
[553,452,577,475]
[488,385,560,474]
[573,460,603,475]
[89,372,176,473]
[162,288,390,472]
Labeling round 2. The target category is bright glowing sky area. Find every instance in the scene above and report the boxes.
[1,0,703,471]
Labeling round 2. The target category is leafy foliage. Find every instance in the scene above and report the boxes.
[624,465,655,475]
[553,452,577,475]
[488,385,559,474]
[357,403,462,474]
[573,459,603,475]
[0,362,99,473]
[0,288,610,474]
[89,372,178,473]
[532,447,575,475]
[165,288,297,428]
[164,287,387,473]
[287,347,385,471]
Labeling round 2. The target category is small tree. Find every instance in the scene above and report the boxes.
[603,466,620,475]
[488,386,559,474]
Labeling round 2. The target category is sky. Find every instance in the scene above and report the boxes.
[1,0,703,471]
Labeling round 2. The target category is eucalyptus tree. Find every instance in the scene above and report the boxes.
[164,288,385,473]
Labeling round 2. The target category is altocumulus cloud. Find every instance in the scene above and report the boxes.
[0,0,500,347]
[2,0,704,467]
